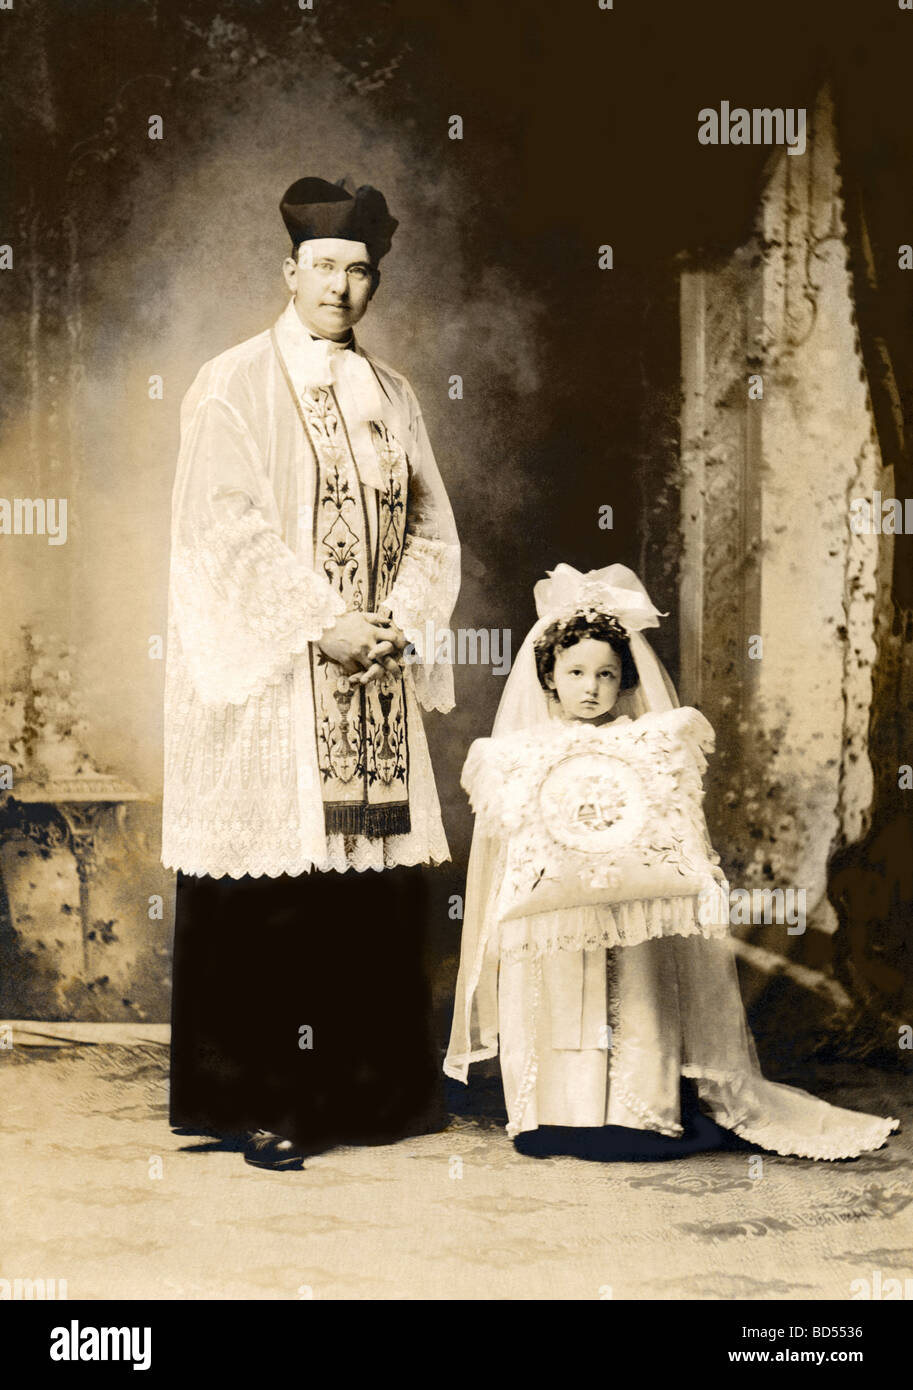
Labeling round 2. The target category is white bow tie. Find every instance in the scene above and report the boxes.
[288,332,403,490]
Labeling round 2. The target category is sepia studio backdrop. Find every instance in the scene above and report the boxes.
[0,0,911,1080]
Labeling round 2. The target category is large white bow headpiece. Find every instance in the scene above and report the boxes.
[533,563,666,633]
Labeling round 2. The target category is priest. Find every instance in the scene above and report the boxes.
[163,177,461,1170]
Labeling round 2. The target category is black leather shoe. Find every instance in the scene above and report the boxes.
[243,1129,306,1171]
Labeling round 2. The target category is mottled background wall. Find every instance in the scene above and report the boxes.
[1,0,911,1059]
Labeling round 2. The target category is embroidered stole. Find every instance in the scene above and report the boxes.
[271,329,411,837]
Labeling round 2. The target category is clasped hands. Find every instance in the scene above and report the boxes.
[316,609,409,686]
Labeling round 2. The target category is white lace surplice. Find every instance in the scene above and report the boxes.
[162,301,460,877]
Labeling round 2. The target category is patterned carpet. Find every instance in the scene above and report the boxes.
[1,1044,911,1300]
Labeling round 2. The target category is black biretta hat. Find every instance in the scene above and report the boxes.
[280,176,398,263]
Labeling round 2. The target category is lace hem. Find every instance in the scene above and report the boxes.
[683,1065,902,1160]
[495,896,731,961]
[729,1113,900,1162]
[162,835,451,879]
[503,1070,899,1155]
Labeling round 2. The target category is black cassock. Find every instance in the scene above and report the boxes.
[169,864,444,1150]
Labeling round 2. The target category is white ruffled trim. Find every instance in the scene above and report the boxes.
[607,1078,685,1138]
[507,957,543,1136]
[728,1113,900,1162]
[495,894,730,961]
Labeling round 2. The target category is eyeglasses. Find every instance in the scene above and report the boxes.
[298,256,374,284]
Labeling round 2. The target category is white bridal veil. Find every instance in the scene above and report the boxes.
[443,564,899,1159]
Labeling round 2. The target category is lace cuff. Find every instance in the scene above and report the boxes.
[171,507,346,706]
[382,535,460,712]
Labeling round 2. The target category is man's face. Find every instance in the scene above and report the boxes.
[283,237,376,340]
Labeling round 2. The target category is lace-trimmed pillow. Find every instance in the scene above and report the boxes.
[462,708,725,923]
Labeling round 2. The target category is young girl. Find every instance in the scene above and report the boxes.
[444,563,899,1161]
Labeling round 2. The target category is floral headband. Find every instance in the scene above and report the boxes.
[533,608,631,657]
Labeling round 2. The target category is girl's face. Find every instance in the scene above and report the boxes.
[547,638,622,721]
